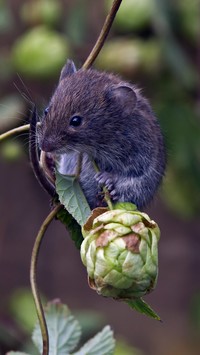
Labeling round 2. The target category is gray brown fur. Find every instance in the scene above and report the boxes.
[38,60,166,209]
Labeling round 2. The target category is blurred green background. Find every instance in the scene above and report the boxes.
[0,0,200,354]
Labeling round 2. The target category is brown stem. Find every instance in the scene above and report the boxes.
[29,106,55,197]
[40,151,56,185]
[82,0,122,69]
[75,153,83,177]
[0,124,30,142]
[30,204,62,355]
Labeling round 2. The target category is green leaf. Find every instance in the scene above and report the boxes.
[6,353,30,355]
[32,300,81,354]
[126,298,161,321]
[57,207,83,249]
[73,325,115,355]
[55,171,91,226]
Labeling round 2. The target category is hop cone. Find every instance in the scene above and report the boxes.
[81,203,160,300]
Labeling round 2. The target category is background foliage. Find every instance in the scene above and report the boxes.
[0,0,200,354]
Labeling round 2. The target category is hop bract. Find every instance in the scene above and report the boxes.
[81,204,160,300]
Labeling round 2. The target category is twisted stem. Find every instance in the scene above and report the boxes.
[29,106,55,197]
[30,204,62,355]
[82,0,123,69]
[0,124,30,142]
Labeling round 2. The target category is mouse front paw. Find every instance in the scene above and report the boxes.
[95,172,119,201]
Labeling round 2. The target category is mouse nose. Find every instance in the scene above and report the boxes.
[40,137,56,153]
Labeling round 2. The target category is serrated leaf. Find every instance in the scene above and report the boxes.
[32,300,81,355]
[55,171,91,226]
[57,207,83,249]
[73,325,115,355]
[126,298,161,321]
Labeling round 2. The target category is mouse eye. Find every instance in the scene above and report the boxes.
[44,107,49,116]
[70,115,82,127]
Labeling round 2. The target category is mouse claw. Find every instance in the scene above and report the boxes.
[95,172,119,201]
[110,189,119,201]
[95,172,114,190]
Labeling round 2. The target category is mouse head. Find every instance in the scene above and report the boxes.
[38,60,138,158]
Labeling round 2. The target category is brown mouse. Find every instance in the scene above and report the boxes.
[38,60,166,209]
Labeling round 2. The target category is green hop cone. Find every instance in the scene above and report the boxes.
[81,203,160,302]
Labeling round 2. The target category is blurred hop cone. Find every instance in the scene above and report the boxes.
[81,203,160,300]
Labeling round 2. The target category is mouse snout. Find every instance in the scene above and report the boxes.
[40,138,56,153]
[38,131,59,153]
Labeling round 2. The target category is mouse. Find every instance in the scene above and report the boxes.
[38,59,166,210]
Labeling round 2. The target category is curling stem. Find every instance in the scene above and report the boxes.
[75,153,83,177]
[30,204,62,355]
[82,0,123,69]
[29,107,55,197]
[0,124,30,142]
[40,151,55,184]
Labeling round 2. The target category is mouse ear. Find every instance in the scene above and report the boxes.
[59,59,77,81]
[105,85,137,115]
